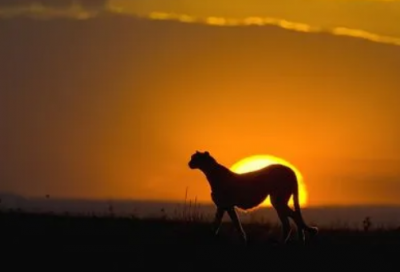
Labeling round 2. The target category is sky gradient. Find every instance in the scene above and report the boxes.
[1,0,399,206]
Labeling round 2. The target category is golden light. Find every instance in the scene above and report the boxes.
[230,155,308,207]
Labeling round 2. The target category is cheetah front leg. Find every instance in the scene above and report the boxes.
[227,207,247,245]
[211,207,225,236]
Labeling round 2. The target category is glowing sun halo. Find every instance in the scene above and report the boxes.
[230,155,308,207]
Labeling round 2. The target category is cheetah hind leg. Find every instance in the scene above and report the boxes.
[276,208,292,244]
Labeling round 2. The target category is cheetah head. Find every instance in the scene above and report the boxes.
[188,151,216,170]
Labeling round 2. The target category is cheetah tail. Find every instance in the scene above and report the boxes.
[293,182,319,235]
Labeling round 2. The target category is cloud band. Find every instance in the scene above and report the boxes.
[1,3,400,47]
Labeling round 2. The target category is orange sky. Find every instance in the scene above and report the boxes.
[0,0,399,206]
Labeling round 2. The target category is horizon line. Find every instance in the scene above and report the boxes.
[2,193,400,208]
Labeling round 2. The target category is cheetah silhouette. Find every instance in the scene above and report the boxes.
[188,150,318,245]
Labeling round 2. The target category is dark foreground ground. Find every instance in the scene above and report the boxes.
[1,211,400,271]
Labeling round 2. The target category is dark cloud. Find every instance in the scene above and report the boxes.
[0,0,107,8]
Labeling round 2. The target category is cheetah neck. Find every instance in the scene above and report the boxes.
[202,163,234,191]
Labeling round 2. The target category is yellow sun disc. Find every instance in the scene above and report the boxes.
[230,155,307,207]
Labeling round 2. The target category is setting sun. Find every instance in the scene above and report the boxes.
[230,155,308,207]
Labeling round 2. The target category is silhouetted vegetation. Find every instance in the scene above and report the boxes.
[1,208,400,270]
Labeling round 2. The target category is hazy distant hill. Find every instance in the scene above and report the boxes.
[1,193,400,228]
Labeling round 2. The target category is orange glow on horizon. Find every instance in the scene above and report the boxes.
[230,155,308,208]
